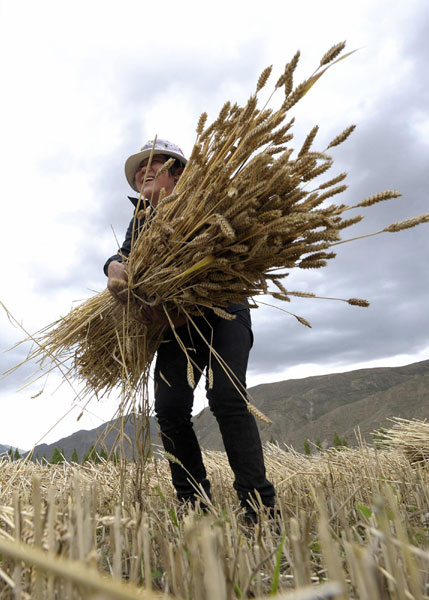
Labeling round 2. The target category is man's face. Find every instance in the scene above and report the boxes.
[134,154,177,207]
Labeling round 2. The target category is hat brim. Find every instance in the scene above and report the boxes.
[124,149,187,192]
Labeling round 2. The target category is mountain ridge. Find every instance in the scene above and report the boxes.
[5,359,428,459]
[193,359,429,451]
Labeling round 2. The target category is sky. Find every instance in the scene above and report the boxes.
[1,0,428,450]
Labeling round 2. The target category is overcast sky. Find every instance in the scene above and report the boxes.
[1,0,428,450]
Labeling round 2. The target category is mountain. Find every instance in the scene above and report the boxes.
[10,359,429,460]
[193,359,429,451]
[25,416,159,462]
[0,444,25,457]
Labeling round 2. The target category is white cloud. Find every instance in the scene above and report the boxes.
[1,0,428,449]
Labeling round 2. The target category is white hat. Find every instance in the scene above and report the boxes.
[124,138,187,192]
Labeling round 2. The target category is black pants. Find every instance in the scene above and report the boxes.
[154,310,275,511]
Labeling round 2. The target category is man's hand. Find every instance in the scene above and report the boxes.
[107,260,186,327]
[137,303,187,327]
[107,261,129,305]
[138,304,170,326]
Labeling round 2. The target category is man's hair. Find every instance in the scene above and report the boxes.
[165,156,184,177]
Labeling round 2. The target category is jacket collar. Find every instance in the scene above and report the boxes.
[128,196,150,209]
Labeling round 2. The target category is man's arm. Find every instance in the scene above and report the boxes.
[107,259,184,325]
[103,217,135,276]
[104,217,185,326]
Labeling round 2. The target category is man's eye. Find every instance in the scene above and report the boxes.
[138,158,165,170]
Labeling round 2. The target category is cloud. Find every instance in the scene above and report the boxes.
[249,283,429,376]
[246,18,429,376]
[2,0,428,449]
[0,331,44,393]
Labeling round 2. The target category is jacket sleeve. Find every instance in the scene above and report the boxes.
[103,217,137,276]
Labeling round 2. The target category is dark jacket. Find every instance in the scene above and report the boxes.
[104,196,248,314]
[103,196,148,275]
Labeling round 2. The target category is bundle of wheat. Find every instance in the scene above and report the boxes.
[11,42,428,400]
[373,417,429,464]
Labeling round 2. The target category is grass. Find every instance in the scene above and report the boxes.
[0,440,428,599]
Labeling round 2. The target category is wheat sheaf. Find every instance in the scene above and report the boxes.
[6,42,428,410]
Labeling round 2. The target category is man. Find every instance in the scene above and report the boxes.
[105,139,275,521]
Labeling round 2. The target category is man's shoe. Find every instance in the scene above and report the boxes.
[242,506,282,531]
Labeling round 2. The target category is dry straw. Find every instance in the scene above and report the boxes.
[6,42,429,409]
[0,431,428,598]
[373,417,429,464]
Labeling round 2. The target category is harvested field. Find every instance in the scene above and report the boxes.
[0,441,428,599]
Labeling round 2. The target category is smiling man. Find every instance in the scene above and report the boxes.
[126,139,185,206]
[104,139,276,523]
[106,141,184,323]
